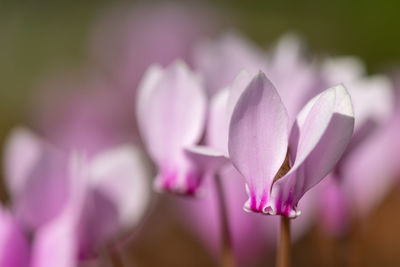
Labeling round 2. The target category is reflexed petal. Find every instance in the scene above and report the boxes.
[321,56,365,85]
[185,146,229,174]
[3,127,42,198]
[31,215,77,267]
[136,60,207,167]
[193,33,266,96]
[206,88,230,153]
[89,145,151,229]
[0,209,29,267]
[347,75,394,131]
[228,72,289,213]
[271,85,354,217]
[31,152,87,267]
[3,129,70,230]
[136,64,163,137]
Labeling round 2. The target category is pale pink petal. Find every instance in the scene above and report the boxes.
[271,85,354,217]
[266,34,322,122]
[137,60,207,165]
[228,72,289,213]
[0,209,29,267]
[31,215,78,267]
[3,127,42,198]
[89,145,151,229]
[136,64,163,138]
[31,153,87,267]
[3,128,70,230]
[205,88,230,153]
[193,33,266,96]
[341,118,397,217]
[184,146,229,174]
[321,56,366,85]
[347,75,394,131]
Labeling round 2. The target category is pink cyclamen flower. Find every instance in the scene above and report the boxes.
[315,56,396,234]
[2,128,150,264]
[136,60,207,195]
[228,71,354,217]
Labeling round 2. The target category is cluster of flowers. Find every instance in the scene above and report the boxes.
[2,3,400,267]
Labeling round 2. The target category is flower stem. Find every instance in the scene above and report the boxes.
[277,216,291,267]
[215,173,235,267]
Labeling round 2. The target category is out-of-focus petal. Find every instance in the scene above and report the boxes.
[347,75,394,131]
[228,72,289,213]
[322,56,365,85]
[318,175,350,236]
[271,85,354,217]
[0,209,29,267]
[266,34,322,122]
[89,145,151,229]
[3,128,70,231]
[31,153,87,267]
[206,88,230,153]
[341,118,397,217]
[3,127,42,199]
[137,61,207,195]
[193,33,266,96]
[136,64,163,138]
[137,60,206,165]
[184,146,229,174]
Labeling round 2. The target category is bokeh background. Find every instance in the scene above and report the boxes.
[1,0,400,266]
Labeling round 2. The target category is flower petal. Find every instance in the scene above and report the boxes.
[136,60,207,167]
[3,127,42,199]
[206,88,230,153]
[271,85,354,217]
[89,145,151,229]
[184,146,229,174]
[31,152,87,267]
[228,72,289,213]
[136,64,163,137]
[4,128,70,230]
[0,209,29,267]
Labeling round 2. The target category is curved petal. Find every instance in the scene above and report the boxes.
[184,146,229,174]
[0,209,29,267]
[348,75,394,131]
[271,85,354,217]
[193,33,266,96]
[136,64,163,138]
[228,72,289,213]
[226,70,253,120]
[206,88,230,153]
[31,214,78,267]
[89,145,151,229]
[3,128,71,230]
[3,127,42,199]
[136,60,207,167]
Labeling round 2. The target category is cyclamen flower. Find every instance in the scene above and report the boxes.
[1,128,150,265]
[136,61,207,195]
[312,56,396,234]
[228,72,354,217]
